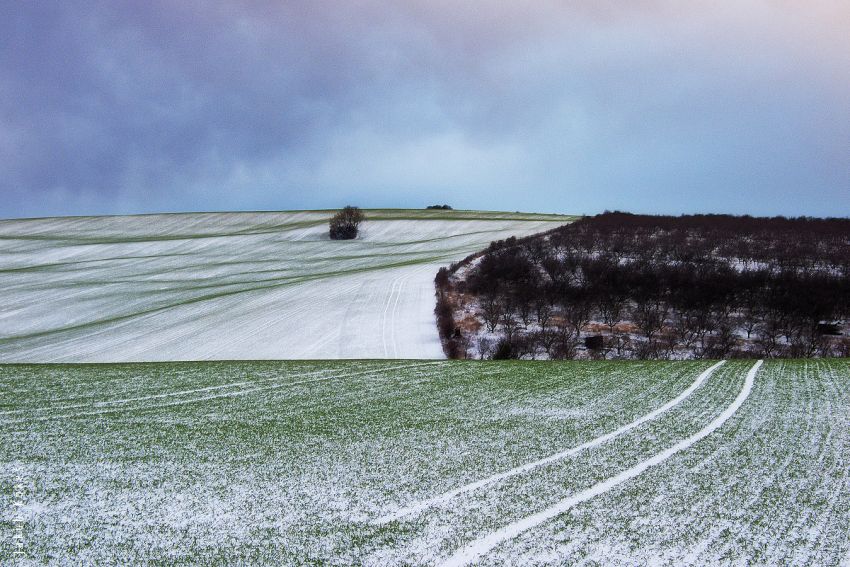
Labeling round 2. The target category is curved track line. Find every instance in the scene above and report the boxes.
[381,273,404,357]
[389,265,429,358]
[389,271,408,358]
[373,361,726,525]
[0,367,341,416]
[439,360,762,567]
[3,361,441,424]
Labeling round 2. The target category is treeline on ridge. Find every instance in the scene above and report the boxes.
[435,212,850,360]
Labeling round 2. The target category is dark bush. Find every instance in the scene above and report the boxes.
[435,295,454,339]
[492,339,516,360]
[329,206,365,240]
[435,267,450,289]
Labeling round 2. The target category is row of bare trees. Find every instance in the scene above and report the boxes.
[437,213,850,359]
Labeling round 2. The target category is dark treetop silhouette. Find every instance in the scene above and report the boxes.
[436,212,850,360]
[329,206,366,240]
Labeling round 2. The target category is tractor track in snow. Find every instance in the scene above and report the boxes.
[438,360,763,567]
[0,366,345,416]
[380,273,402,357]
[381,266,424,358]
[1,361,441,424]
[374,361,726,525]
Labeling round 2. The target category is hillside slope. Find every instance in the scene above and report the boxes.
[0,210,572,362]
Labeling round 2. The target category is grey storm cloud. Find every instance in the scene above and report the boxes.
[1,0,849,218]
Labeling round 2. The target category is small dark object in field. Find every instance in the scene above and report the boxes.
[817,323,842,336]
[329,206,365,240]
[492,339,515,359]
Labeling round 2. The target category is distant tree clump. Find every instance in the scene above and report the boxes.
[329,206,365,240]
[427,204,453,210]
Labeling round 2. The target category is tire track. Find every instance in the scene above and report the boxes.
[389,265,431,358]
[0,365,346,416]
[389,269,408,358]
[1,361,441,424]
[439,360,761,567]
[381,272,405,357]
[374,361,725,525]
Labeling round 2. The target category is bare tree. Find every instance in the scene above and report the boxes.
[480,293,503,333]
[632,298,668,341]
[534,296,553,334]
[598,294,625,337]
[551,321,580,360]
[499,304,521,343]
[755,315,783,358]
[702,321,737,359]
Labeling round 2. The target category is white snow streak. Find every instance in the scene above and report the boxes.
[3,361,440,424]
[0,368,334,415]
[373,361,726,524]
[439,360,763,567]
[381,269,413,358]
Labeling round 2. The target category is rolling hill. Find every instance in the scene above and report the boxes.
[0,209,573,362]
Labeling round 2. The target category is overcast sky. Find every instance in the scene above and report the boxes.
[1,1,848,219]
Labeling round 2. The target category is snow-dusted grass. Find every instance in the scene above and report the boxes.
[0,210,573,362]
[373,361,727,525]
[439,360,761,567]
[2,360,847,564]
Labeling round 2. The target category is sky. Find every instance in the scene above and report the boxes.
[1,1,848,219]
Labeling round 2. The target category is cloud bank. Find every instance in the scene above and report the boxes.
[1,1,848,218]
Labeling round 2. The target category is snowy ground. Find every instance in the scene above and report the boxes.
[1,360,848,565]
[0,210,571,362]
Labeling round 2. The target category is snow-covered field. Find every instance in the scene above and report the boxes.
[2,359,848,564]
[0,210,571,362]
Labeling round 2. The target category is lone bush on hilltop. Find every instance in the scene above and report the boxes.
[329,206,365,240]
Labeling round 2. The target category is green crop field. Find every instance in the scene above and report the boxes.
[2,360,849,565]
